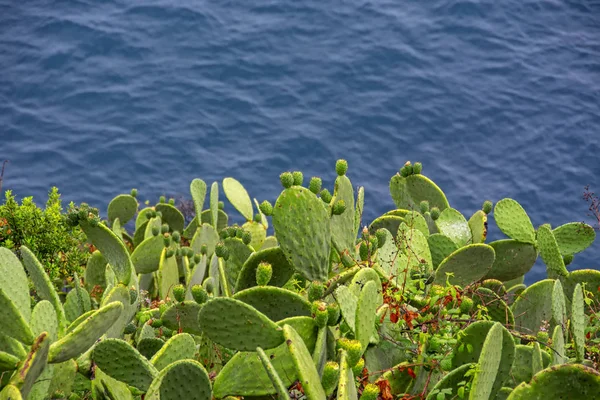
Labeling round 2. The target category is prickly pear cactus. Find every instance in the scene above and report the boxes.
[234,247,295,291]
[145,360,212,400]
[150,333,196,371]
[537,224,568,278]
[256,347,290,399]
[331,173,356,253]
[572,283,586,362]
[435,208,471,247]
[433,244,495,287]
[190,178,207,218]
[223,177,254,221]
[493,199,535,244]
[552,222,596,256]
[427,233,458,269]
[232,286,311,321]
[512,279,555,335]
[470,322,504,400]
[108,193,138,225]
[507,364,600,399]
[272,186,331,282]
[484,240,537,282]
[389,170,449,212]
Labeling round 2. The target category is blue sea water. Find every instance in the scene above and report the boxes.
[1,0,599,283]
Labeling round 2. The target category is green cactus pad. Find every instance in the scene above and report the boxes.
[433,244,495,287]
[427,233,459,270]
[212,317,317,397]
[0,351,19,372]
[397,223,433,273]
[186,257,207,300]
[233,286,311,321]
[161,302,202,335]
[434,208,471,247]
[484,240,537,282]
[155,203,185,234]
[200,209,228,232]
[131,235,164,274]
[425,363,474,400]
[470,322,504,400]
[136,206,155,230]
[190,223,219,259]
[283,324,327,400]
[350,268,382,300]
[0,385,22,400]
[0,288,34,345]
[31,301,58,343]
[551,279,567,327]
[331,175,356,253]
[0,332,27,360]
[376,228,406,277]
[223,177,254,221]
[137,338,165,361]
[256,346,291,399]
[222,237,253,290]
[552,222,596,256]
[10,332,50,399]
[20,246,67,333]
[198,297,284,351]
[98,284,131,339]
[572,283,585,362]
[402,211,430,238]
[144,359,212,400]
[63,285,91,324]
[472,287,515,326]
[537,224,568,278]
[561,269,600,308]
[235,247,295,292]
[355,281,379,353]
[84,250,108,292]
[48,301,123,363]
[134,220,150,246]
[209,181,219,231]
[107,194,138,225]
[512,279,554,335]
[337,349,358,400]
[93,338,158,392]
[354,186,365,238]
[468,209,488,244]
[79,219,133,286]
[551,325,566,365]
[335,286,358,332]
[494,199,536,244]
[190,178,207,218]
[158,248,179,301]
[242,220,267,250]
[390,173,449,211]
[383,208,411,218]
[150,333,196,371]
[272,186,331,282]
[507,364,600,399]
[0,248,31,324]
[368,215,404,238]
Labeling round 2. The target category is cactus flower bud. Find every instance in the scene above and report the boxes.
[482,200,493,214]
[320,189,333,204]
[430,207,440,220]
[335,159,348,176]
[292,171,304,186]
[124,323,137,335]
[172,231,181,243]
[165,249,174,258]
[150,319,163,328]
[218,201,225,210]
[280,172,294,188]
[191,284,208,304]
[168,198,175,205]
[130,188,138,197]
[194,254,201,263]
[200,244,208,255]
[172,284,186,302]
[256,262,273,286]
[307,281,325,302]
[563,254,574,266]
[151,226,159,236]
[359,241,369,261]
[420,200,430,214]
[235,227,244,239]
[309,177,322,194]
[159,196,166,203]
[332,200,346,215]
[327,302,341,326]
[253,213,262,223]
[215,242,229,260]
[259,200,273,216]
[146,210,154,220]
[161,224,169,234]
[241,230,252,245]
[413,162,423,174]
[460,297,474,314]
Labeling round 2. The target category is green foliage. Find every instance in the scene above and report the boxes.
[0,188,89,282]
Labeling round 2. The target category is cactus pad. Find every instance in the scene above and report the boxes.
[158,248,179,301]
[427,233,458,269]
[390,173,449,211]
[0,288,34,345]
[507,364,600,399]
[355,281,379,353]
[222,238,253,290]
[100,284,131,338]
[155,203,185,234]
[138,338,165,360]
[31,301,58,343]
[472,287,514,326]
[256,346,291,399]
[537,224,568,278]
[561,269,600,308]
[223,177,254,221]
[107,194,138,225]
[233,286,311,321]
[145,359,212,400]
[425,363,474,400]
[331,175,356,252]
[551,325,566,365]
[242,220,267,250]
[79,219,133,286]
[132,235,164,274]
[368,216,404,238]
[48,301,123,363]
[470,322,504,400]
[272,186,331,282]
[494,199,535,244]
[0,248,31,324]
[190,223,219,259]
[512,279,554,335]
[552,222,596,256]
[63,285,91,324]
[434,208,471,247]
[150,333,196,371]
[468,209,488,244]
[433,244,495,287]
[572,283,585,362]
[484,240,537,282]
[551,279,567,327]
[337,349,358,400]
[10,332,50,399]
[190,178,207,218]
[198,297,284,351]
[235,247,295,291]
[161,301,203,335]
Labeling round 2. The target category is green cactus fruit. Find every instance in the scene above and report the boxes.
[159,196,166,203]
[327,303,341,326]
[256,262,273,286]
[322,361,340,395]
[150,319,163,328]
[218,201,225,209]
[359,241,369,261]
[482,200,493,214]
[360,383,379,400]
[259,200,273,216]
[312,302,329,328]
[215,242,229,260]
[332,199,346,215]
[223,177,254,221]
[320,188,333,203]
[419,200,429,214]
[292,171,304,186]
[166,198,174,205]
[563,254,574,266]
[198,297,284,351]
[337,338,362,368]
[161,224,169,235]
[352,357,365,377]
[280,172,294,188]
[190,285,208,304]
[124,323,137,335]
[241,230,252,245]
[430,206,440,220]
[307,281,325,302]
[412,162,423,174]
[399,164,411,177]
[165,249,174,258]
[433,244,495,287]
[151,225,159,236]
[253,213,261,223]
[460,297,474,314]
[336,159,348,176]
[309,177,322,194]
[172,285,186,302]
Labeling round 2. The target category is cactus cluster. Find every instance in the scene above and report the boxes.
[0,160,599,399]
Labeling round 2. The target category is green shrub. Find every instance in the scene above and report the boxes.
[0,187,90,283]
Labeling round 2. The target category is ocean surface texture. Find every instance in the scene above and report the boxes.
[2,0,599,282]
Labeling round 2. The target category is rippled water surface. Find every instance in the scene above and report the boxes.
[2,0,599,282]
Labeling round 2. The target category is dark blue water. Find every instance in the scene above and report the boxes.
[2,0,599,283]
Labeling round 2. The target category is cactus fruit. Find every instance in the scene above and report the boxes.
[322,361,340,395]
[172,285,186,302]
[309,177,322,194]
[482,200,493,214]
[320,188,333,203]
[420,200,429,214]
[430,207,440,220]
[312,302,329,328]
[280,172,294,188]
[332,199,346,215]
[352,357,365,377]
[292,171,304,186]
[259,200,273,216]
[337,338,362,368]
[413,162,423,174]
[360,383,379,400]
[336,159,349,176]
[327,303,341,326]
[241,230,252,245]
[190,285,208,304]
[307,281,325,302]
[255,262,273,286]
[215,242,229,260]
